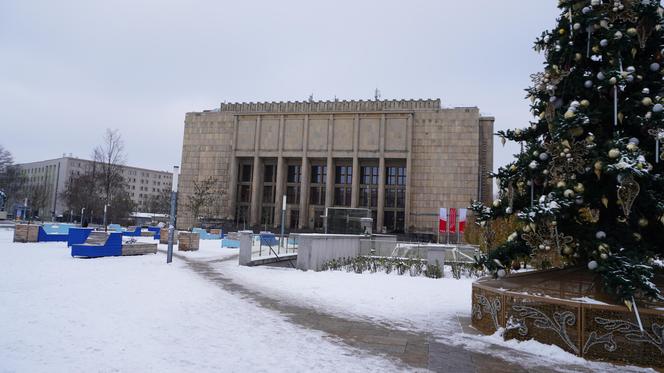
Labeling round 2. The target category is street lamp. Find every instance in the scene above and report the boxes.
[103,204,110,231]
[80,207,85,226]
[167,166,179,264]
[280,195,286,253]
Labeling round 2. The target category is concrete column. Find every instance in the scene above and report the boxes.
[325,156,334,208]
[227,157,239,220]
[405,113,413,232]
[377,157,386,233]
[238,230,254,266]
[298,157,310,229]
[351,157,360,207]
[250,156,262,227]
[273,156,285,228]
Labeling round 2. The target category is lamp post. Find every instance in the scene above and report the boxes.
[103,204,109,232]
[80,207,85,226]
[280,195,286,253]
[167,166,179,264]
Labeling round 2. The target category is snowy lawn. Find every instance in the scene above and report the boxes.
[0,229,406,372]
[219,262,472,334]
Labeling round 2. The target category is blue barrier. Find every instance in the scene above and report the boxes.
[259,232,278,246]
[38,223,75,242]
[107,224,123,233]
[71,232,122,257]
[221,239,240,248]
[67,228,94,247]
[122,227,142,237]
[193,228,222,240]
[146,227,161,240]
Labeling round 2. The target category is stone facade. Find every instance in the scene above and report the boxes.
[177,99,493,236]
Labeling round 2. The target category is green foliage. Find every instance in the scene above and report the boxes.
[471,1,664,303]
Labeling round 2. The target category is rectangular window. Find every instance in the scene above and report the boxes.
[241,164,252,183]
[287,165,301,183]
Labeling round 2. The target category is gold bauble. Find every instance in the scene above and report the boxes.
[627,27,637,36]
[626,143,638,152]
[638,218,649,227]
[643,97,653,106]
[564,110,576,119]
[574,183,585,193]
[557,181,567,189]
[559,28,566,35]
[580,99,590,107]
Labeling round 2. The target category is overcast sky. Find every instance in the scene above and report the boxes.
[1,1,560,173]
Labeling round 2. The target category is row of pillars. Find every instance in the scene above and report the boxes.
[229,156,394,230]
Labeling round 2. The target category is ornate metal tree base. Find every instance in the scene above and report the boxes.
[471,267,664,369]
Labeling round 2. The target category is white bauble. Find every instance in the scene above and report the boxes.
[608,148,621,158]
[596,231,606,239]
[497,269,506,278]
[643,88,651,95]
[600,253,609,260]
[588,261,599,270]
[627,66,636,73]
[574,23,581,31]
[609,77,617,85]
[564,189,575,198]
[597,72,605,80]
[591,0,600,5]
[653,103,664,113]
[614,31,623,39]
[600,39,609,47]
[643,97,653,106]
[529,160,539,169]
[651,62,661,72]
[584,80,593,88]
[627,143,638,152]
[539,152,549,161]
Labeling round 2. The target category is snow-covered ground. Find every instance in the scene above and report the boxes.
[220,261,472,334]
[0,229,406,372]
[217,253,652,372]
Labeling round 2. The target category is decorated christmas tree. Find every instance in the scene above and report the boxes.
[472,0,664,305]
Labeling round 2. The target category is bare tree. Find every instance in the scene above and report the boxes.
[0,146,26,213]
[146,189,171,215]
[187,177,217,226]
[0,145,13,173]
[93,129,126,207]
[28,182,51,220]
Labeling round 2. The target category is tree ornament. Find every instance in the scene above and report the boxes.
[497,269,506,278]
[579,208,600,223]
[522,220,573,268]
[648,128,664,163]
[617,174,640,218]
[596,231,606,239]
[588,260,599,270]
[608,148,621,158]
[642,97,653,106]
[650,62,660,72]
[653,103,663,112]
[638,218,649,227]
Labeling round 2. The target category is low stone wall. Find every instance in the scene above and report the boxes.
[178,232,199,251]
[472,278,664,369]
[295,234,362,271]
[159,228,178,244]
[13,224,39,243]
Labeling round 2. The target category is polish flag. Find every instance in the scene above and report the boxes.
[449,208,457,234]
[439,208,447,233]
[458,208,468,234]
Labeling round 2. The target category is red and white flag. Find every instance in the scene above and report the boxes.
[439,208,447,233]
[449,208,457,234]
[458,208,468,234]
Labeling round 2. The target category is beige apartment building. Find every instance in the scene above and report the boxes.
[177,99,493,235]
[16,156,172,218]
